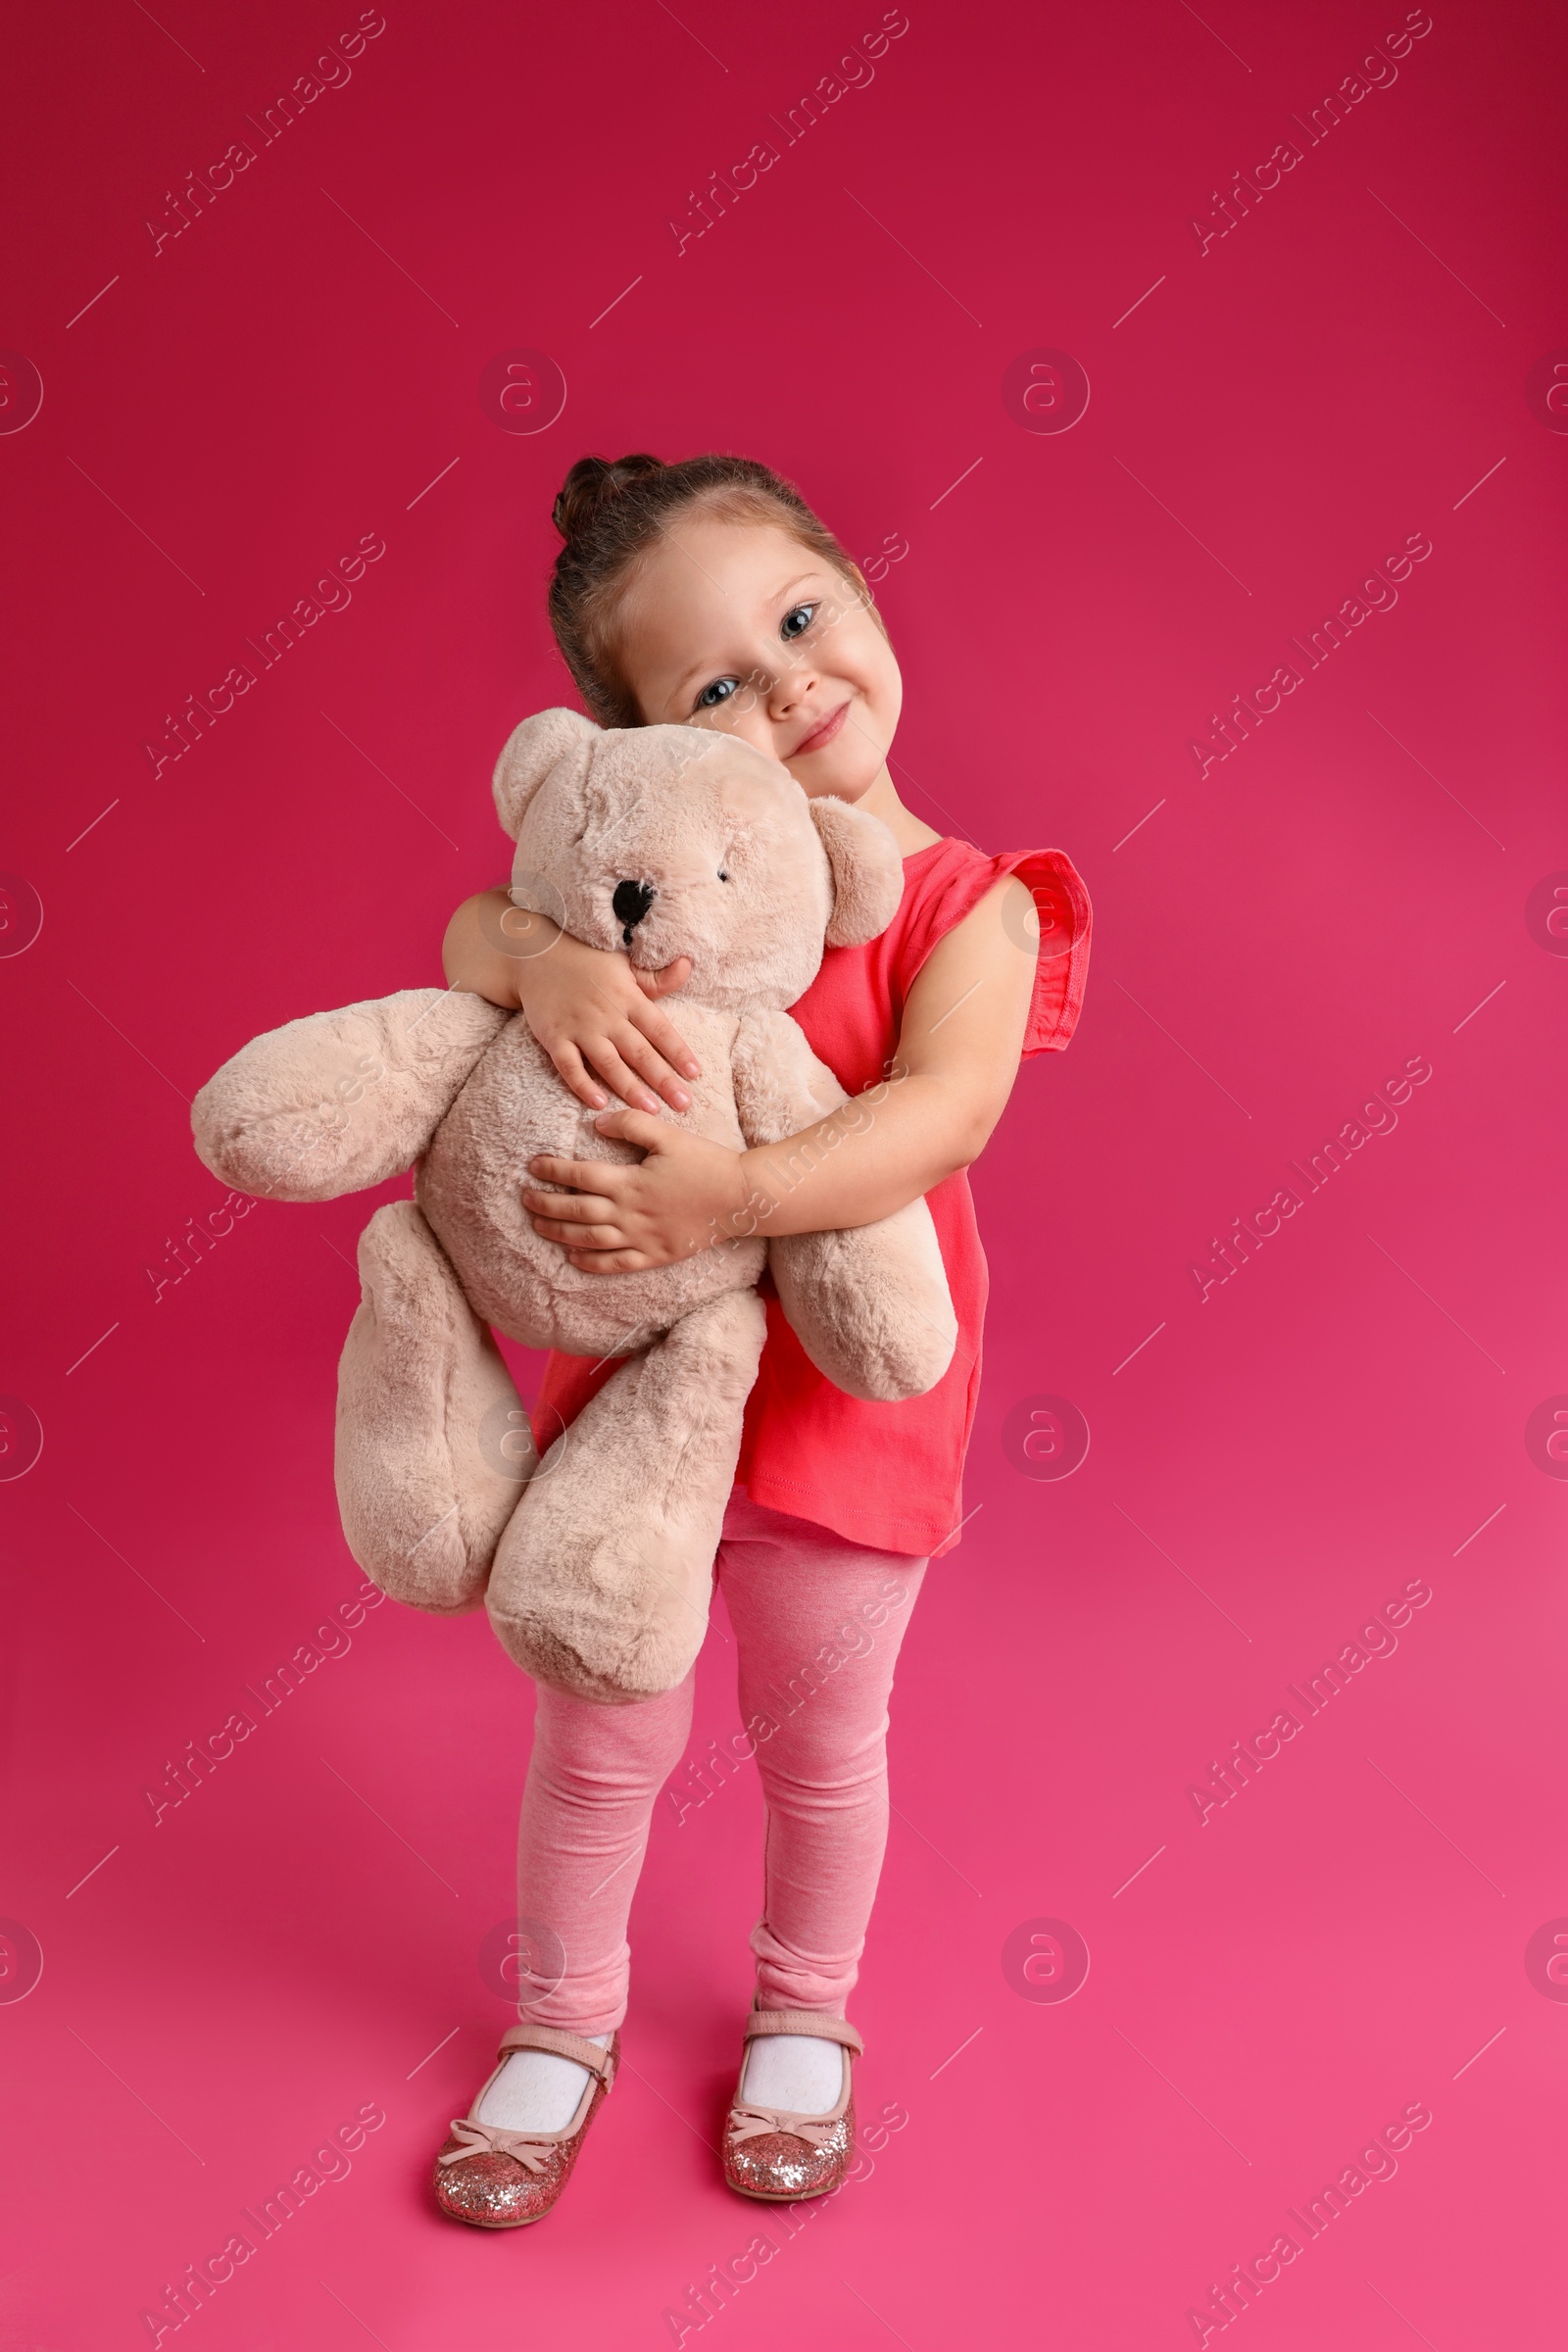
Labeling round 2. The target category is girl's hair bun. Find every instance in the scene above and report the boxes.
[546,447,867,729]
[552,453,665,543]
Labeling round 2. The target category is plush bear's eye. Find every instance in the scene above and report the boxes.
[717,869,729,881]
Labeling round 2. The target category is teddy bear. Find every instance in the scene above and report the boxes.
[191,710,957,1702]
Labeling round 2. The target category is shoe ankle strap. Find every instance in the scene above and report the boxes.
[498,2023,616,2083]
[746,2007,863,2056]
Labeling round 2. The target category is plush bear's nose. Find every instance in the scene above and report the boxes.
[612,879,656,944]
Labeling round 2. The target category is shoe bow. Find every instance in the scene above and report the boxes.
[437,2117,558,2173]
[725,2102,841,2149]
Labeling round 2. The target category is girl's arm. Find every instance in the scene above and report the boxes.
[521,876,1039,1272]
[442,889,702,1114]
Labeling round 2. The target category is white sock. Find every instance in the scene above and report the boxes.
[740,2034,845,2116]
[477,2034,611,2134]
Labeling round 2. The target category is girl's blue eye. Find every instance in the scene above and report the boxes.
[696,677,738,710]
[780,602,817,641]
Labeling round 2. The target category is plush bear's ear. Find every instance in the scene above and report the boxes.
[492,708,599,839]
[809,795,905,946]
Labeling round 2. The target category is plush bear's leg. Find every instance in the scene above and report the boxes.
[487,1288,767,1703]
[335,1200,530,1613]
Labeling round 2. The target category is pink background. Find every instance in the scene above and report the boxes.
[3,1,1565,2343]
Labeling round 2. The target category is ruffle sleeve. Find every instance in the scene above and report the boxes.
[894,844,1092,1056]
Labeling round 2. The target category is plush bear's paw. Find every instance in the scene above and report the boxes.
[768,1204,958,1401]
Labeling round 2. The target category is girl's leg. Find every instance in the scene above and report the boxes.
[482,1673,691,2132]
[514,1674,695,2032]
[717,1492,927,2053]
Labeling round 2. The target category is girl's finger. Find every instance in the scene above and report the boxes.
[522,1154,619,1192]
[520,1186,617,1220]
[550,1041,608,1111]
[582,1042,662,1115]
[526,1150,645,1195]
[633,954,693,1004]
[612,1024,691,1112]
[531,1217,624,1247]
[568,1247,649,1274]
[588,1107,666,1153]
[524,1155,582,1189]
[629,995,701,1081]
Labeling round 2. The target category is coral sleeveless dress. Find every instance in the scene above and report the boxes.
[529,839,1091,1558]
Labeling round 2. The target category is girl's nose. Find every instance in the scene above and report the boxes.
[770,657,819,717]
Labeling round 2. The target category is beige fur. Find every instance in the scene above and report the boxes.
[335,1201,529,1614]
[191,711,956,1701]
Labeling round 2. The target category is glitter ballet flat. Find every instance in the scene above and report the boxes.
[432,2024,618,2230]
[722,2008,862,2202]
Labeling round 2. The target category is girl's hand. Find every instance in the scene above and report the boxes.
[515,922,701,1114]
[442,890,700,1113]
[522,1110,751,1273]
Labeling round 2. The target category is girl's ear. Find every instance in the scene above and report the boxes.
[808,796,905,946]
[492,708,599,838]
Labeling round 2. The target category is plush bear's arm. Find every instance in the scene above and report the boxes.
[730,1004,851,1143]
[730,1008,957,1402]
[192,988,510,1203]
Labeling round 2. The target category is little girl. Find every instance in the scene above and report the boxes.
[429,452,1090,2226]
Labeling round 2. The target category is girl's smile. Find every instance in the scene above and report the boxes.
[790,699,851,758]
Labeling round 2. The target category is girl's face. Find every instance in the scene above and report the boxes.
[614,514,903,805]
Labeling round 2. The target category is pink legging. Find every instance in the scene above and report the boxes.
[513,1488,928,2034]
